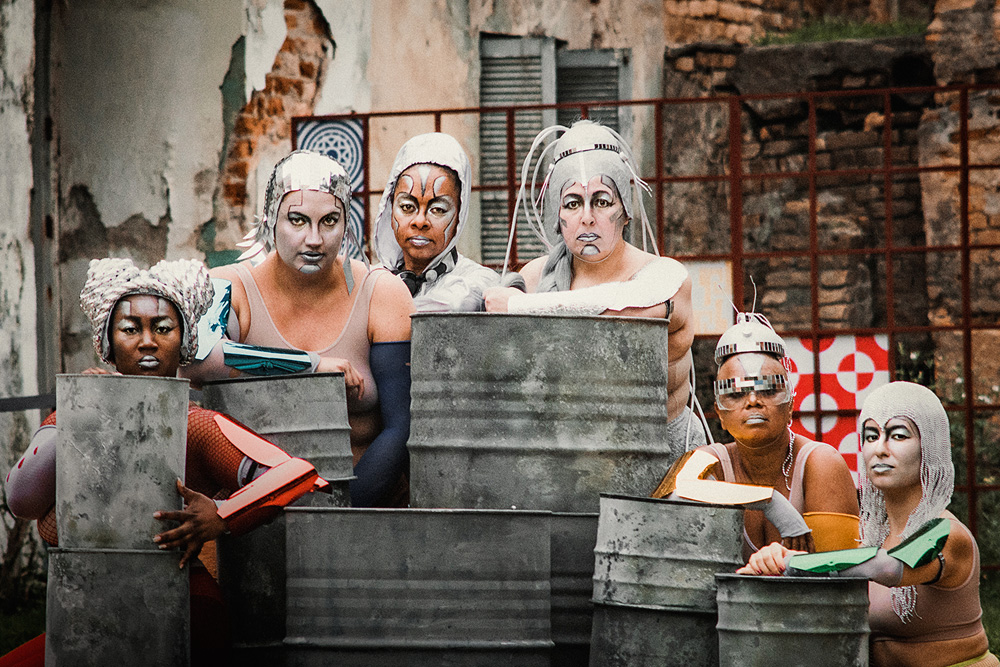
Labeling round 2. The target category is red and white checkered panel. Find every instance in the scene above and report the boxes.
[785,335,890,486]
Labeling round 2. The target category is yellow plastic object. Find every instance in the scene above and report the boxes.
[803,511,861,552]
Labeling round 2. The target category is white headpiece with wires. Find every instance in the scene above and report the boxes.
[501,120,658,277]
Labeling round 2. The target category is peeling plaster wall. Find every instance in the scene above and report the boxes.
[52,1,243,372]
[0,0,38,550]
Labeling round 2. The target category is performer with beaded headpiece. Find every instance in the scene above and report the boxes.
[740,381,997,667]
[373,132,499,312]
[181,150,415,507]
[653,310,860,562]
[483,120,703,450]
[4,257,328,665]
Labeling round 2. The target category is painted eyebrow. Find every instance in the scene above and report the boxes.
[886,423,913,436]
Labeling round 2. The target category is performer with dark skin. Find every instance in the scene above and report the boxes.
[4,258,325,666]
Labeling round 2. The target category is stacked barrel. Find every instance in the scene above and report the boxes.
[46,374,191,666]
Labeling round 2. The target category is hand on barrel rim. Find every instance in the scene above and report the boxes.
[153,479,228,569]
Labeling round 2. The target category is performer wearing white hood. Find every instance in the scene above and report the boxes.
[373,132,499,312]
[484,120,701,448]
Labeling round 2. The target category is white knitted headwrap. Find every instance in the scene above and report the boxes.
[858,381,954,623]
[80,257,214,366]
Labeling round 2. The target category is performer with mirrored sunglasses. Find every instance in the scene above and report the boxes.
[653,311,859,562]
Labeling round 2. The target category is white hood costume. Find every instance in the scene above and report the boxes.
[373,133,498,312]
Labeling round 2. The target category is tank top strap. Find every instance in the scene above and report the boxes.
[233,262,286,348]
[788,440,821,511]
[706,443,736,482]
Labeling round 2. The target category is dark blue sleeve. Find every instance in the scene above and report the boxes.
[350,341,411,506]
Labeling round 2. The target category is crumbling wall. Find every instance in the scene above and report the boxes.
[920,0,1000,400]
[663,36,934,333]
[213,0,334,256]
[0,0,42,608]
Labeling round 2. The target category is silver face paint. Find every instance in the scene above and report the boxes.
[581,245,600,256]
[736,353,770,377]
[118,300,131,317]
[156,297,171,317]
[417,164,432,193]
[299,264,320,274]
[432,174,447,197]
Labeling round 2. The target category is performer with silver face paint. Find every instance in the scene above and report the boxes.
[484,120,701,449]
[374,133,499,312]
[182,151,415,507]
[741,382,997,667]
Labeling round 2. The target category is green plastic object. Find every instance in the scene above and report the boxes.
[222,341,313,376]
[886,517,951,569]
[787,546,879,574]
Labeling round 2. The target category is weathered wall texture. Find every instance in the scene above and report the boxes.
[52,1,244,372]
[0,0,40,601]
[920,0,1000,397]
[663,0,933,46]
[662,36,933,332]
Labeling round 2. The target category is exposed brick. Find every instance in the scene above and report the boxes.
[299,60,317,78]
[284,0,307,9]
[675,56,696,72]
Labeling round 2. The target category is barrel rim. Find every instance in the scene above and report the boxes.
[284,507,553,518]
[55,373,190,386]
[48,547,184,556]
[715,573,870,584]
[599,492,746,511]
[202,371,346,387]
[590,598,717,614]
[411,311,670,326]
[283,637,557,650]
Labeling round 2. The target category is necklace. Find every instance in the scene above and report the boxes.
[781,426,795,491]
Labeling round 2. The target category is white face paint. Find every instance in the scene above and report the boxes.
[558,175,627,263]
[391,163,461,274]
[735,352,768,377]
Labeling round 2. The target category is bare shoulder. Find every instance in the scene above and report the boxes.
[368,266,415,342]
[802,440,860,514]
[209,262,242,283]
[939,512,976,586]
[520,256,547,292]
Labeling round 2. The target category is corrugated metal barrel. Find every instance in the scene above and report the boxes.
[45,548,189,666]
[551,512,599,667]
[409,313,678,513]
[715,574,870,667]
[283,507,553,666]
[201,373,353,662]
[589,494,744,667]
[54,374,188,550]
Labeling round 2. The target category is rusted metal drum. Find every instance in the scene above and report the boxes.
[202,373,353,662]
[715,574,870,667]
[54,374,188,550]
[589,494,744,667]
[409,312,677,513]
[45,548,189,666]
[282,507,553,666]
[551,512,599,667]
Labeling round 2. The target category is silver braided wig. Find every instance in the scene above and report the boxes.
[80,257,215,366]
[237,150,352,261]
[858,381,955,623]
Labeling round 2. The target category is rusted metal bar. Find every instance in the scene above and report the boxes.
[807,95,824,441]
[728,96,745,310]
[883,91,897,380]
[361,115,372,250]
[959,87,977,536]
[434,111,442,132]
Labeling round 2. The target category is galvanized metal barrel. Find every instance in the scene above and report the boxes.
[54,374,188,550]
[283,507,553,666]
[201,372,353,486]
[551,512,599,667]
[715,574,870,667]
[201,372,353,661]
[409,313,678,513]
[590,494,744,667]
[46,548,189,666]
